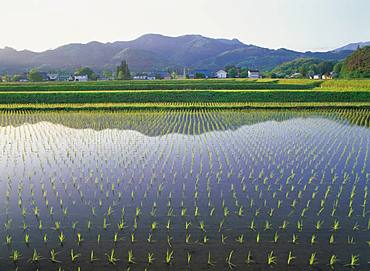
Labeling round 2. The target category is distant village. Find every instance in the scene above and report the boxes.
[0,60,336,83]
[0,69,263,83]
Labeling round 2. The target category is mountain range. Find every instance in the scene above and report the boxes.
[0,34,366,74]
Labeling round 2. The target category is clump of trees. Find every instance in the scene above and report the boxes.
[102,70,113,80]
[270,58,335,78]
[28,68,43,82]
[75,67,97,81]
[0,74,11,82]
[224,66,250,78]
[116,60,131,80]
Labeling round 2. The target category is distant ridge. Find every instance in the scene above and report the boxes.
[334,41,370,52]
[0,34,358,74]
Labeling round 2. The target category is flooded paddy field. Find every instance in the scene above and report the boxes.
[0,109,369,271]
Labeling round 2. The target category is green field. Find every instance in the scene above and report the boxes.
[0,79,322,91]
[0,79,369,109]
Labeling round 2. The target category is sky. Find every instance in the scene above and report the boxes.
[1,0,369,52]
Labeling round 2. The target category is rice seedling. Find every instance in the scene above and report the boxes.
[58,232,66,246]
[90,250,99,263]
[28,249,42,264]
[267,251,277,266]
[165,249,174,265]
[287,251,295,265]
[225,250,236,269]
[127,250,136,264]
[208,251,215,266]
[147,253,155,265]
[106,249,119,265]
[309,252,318,266]
[345,255,360,268]
[10,250,22,264]
[245,250,254,265]
[236,234,244,244]
[329,254,338,268]
[50,249,61,264]
[187,252,192,266]
[70,249,81,263]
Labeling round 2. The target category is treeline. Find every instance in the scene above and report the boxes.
[0,60,132,82]
[269,46,370,79]
[270,59,336,78]
[224,66,250,78]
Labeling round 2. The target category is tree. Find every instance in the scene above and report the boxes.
[75,67,97,81]
[171,71,177,80]
[1,74,11,82]
[333,62,343,74]
[28,69,43,82]
[12,75,23,82]
[195,73,205,79]
[239,68,249,78]
[117,71,124,80]
[225,65,239,78]
[228,67,238,78]
[317,61,334,75]
[299,65,308,77]
[116,60,131,80]
[102,70,113,80]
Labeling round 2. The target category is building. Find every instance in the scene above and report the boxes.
[248,70,260,79]
[47,73,59,81]
[133,75,149,80]
[322,72,336,80]
[155,71,171,80]
[74,75,88,82]
[290,72,303,79]
[216,70,227,79]
[55,73,71,81]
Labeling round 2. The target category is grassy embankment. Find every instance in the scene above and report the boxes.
[0,79,369,110]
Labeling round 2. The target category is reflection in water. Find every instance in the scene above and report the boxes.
[1,108,369,135]
[0,109,369,271]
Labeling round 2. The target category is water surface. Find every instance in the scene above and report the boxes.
[0,109,369,270]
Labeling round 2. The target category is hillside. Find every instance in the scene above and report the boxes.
[340,46,370,78]
[0,34,355,73]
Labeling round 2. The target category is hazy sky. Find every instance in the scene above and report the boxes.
[1,0,369,52]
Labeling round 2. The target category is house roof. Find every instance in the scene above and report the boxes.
[155,71,171,77]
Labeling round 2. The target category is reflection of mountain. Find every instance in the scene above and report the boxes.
[1,109,369,136]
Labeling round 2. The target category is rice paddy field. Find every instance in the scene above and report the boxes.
[0,79,369,110]
[0,108,369,271]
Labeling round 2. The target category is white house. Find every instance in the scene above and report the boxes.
[216,70,227,79]
[248,70,260,79]
[74,75,88,82]
[133,75,148,80]
[47,73,59,81]
[290,72,303,79]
